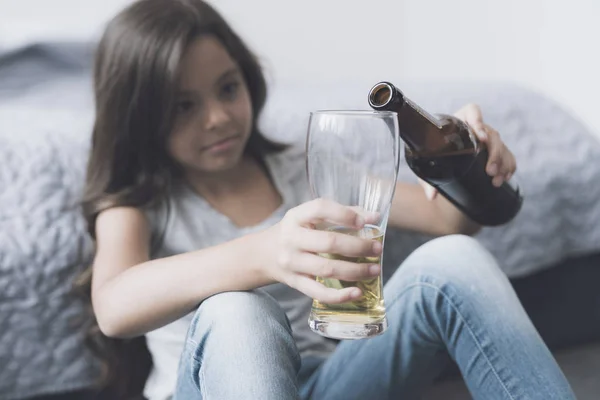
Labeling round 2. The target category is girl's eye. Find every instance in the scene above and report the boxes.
[221,81,240,100]
[177,100,195,113]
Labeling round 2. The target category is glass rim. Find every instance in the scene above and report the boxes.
[309,110,397,118]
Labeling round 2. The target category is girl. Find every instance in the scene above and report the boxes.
[83,0,575,399]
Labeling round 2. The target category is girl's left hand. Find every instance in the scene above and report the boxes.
[420,103,518,200]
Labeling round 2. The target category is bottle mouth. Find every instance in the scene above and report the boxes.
[368,82,393,108]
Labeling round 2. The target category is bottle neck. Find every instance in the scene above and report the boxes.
[368,82,456,154]
[396,97,445,153]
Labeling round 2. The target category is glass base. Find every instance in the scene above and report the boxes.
[308,314,388,340]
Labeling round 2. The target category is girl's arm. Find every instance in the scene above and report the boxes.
[92,200,382,338]
[91,207,272,338]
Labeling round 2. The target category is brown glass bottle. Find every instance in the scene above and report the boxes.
[368,81,523,226]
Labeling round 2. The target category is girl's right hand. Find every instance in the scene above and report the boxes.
[261,198,383,304]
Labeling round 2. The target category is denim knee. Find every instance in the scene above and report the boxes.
[176,291,302,399]
[388,234,510,296]
[187,290,294,344]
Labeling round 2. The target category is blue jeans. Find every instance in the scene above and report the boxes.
[173,235,575,399]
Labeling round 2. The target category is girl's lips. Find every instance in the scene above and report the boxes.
[202,135,240,153]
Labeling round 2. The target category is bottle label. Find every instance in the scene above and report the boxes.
[405,98,443,129]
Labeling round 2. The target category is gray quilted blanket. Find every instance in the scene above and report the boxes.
[1,43,600,399]
[0,110,99,399]
[0,45,98,399]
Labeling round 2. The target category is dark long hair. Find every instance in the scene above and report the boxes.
[77,0,286,396]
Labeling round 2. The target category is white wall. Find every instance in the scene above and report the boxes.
[212,0,600,136]
[1,0,598,135]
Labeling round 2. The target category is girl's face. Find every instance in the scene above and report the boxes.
[169,35,253,175]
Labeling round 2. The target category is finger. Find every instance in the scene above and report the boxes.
[459,103,486,137]
[492,175,504,188]
[483,126,505,177]
[288,274,362,304]
[485,125,517,182]
[292,252,381,281]
[349,207,380,225]
[290,198,365,228]
[473,124,489,142]
[295,227,383,258]
[502,149,517,178]
[505,158,517,182]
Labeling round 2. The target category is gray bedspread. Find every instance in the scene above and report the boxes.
[1,43,600,399]
[0,44,98,400]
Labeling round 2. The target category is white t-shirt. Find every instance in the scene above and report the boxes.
[142,146,337,400]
